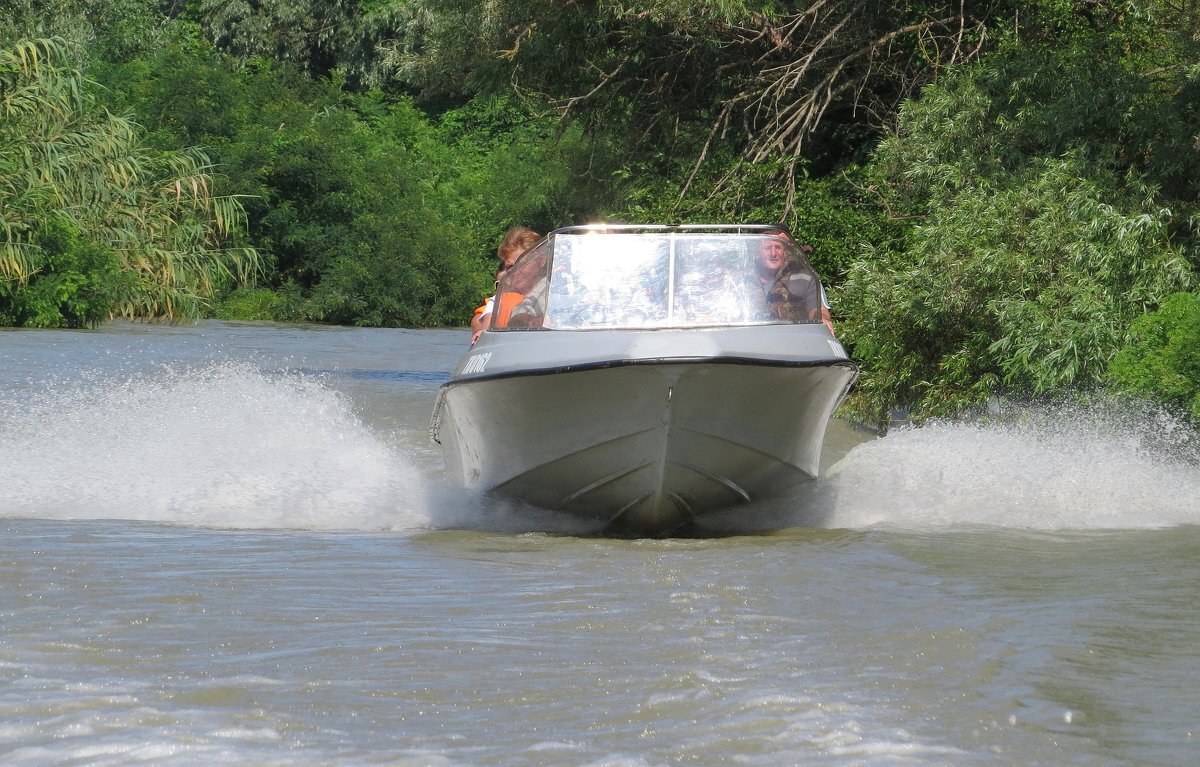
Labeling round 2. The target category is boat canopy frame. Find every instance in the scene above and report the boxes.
[490,224,826,332]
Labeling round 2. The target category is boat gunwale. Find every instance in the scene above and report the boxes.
[440,355,859,388]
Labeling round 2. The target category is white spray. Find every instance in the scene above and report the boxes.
[0,362,432,530]
[815,401,1200,530]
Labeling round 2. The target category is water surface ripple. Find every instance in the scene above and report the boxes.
[2,321,1198,766]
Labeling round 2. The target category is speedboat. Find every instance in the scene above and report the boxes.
[429,224,858,536]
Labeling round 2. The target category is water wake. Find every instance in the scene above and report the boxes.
[4,367,1196,535]
[0,363,433,530]
[815,401,1200,531]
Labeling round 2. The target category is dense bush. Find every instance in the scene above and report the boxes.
[5,1,1200,427]
[0,37,259,327]
[0,220,133,328]
[835,30,1200,427]
[841,155,1193,425]
[1107,292,1200,420]
[95,40,619,326]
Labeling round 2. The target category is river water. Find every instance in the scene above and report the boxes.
[2,321,1199,766]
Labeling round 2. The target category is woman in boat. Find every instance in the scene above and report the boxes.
[497,246,551,328]
[470,226,541,344]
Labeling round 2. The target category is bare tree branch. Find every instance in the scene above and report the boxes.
[557,53,633,117]
[735,11,979,163]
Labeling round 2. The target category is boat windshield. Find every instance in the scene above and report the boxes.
[490,229,827,330]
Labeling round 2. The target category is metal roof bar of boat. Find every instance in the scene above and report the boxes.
[550,223,793,237]
[503,223,799,272]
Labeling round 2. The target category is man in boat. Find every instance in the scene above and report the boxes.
[755,233,835,334]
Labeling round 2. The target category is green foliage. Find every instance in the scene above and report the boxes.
[212,284,304,322]
[968,8,1200,198]
[401,0,1014,185]
[401,0,757,140]
[436,95,623,230]
[0,37,261,326]
[95,37,614,326]
[833,7,1200,427]
[1107,292,1200,421]
[841,146,1195,427]
[0,0,178,58]
[241,97,475,326]
[0,218,134,327]
[184,0,419,88]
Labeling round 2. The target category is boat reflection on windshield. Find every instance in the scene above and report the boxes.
[490,230,826,330]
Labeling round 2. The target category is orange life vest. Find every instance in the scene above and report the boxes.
[493,292,525,327]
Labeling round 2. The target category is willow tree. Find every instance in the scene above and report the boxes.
[835,7,1200,427]
[388,0,1005,215]
[0,37,259,327]
[183,0,416,89]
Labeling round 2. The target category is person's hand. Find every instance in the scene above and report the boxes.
[470,328,483,345]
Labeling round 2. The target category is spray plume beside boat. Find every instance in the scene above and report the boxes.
[429,224,858,536]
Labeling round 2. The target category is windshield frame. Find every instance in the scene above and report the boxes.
[489,225,826,331]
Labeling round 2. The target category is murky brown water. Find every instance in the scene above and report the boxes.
[2,321,1198,766]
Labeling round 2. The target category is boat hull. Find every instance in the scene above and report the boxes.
[433,339,856,535]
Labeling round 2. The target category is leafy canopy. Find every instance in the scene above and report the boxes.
[836,25,1200,426]
[0,37,260,326]
[1107,292,1200,421]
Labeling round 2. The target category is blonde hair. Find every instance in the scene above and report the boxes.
[498,226,541,260]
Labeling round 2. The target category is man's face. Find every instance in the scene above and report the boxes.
[758,238,789,272]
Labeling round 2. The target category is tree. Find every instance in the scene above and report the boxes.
[1107,292,1200,421]
[185,0,422,89]
[399,0,1006,214]
[0,37,259,326]
[835,17,1200,426]
[96,32,624,326]
[1,0,177,59]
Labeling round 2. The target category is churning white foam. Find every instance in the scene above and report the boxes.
[0,362,432,530]
[5,368,1196,534]
[816,401,1200,530]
